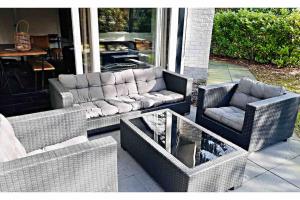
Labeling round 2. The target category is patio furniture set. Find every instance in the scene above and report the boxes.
[0,67,299,192]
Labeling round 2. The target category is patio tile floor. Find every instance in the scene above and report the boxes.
[207,60,256,85]
[89,105,300,192]
[270,156,300,188]
[234,171,300,192]
[247,139,300,170]
[243,160,267,183]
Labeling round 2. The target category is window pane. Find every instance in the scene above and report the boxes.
[98,8,157,72]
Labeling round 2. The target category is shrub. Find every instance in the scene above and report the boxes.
[211,9,300,67]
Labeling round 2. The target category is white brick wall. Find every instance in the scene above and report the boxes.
[183,8,214,73]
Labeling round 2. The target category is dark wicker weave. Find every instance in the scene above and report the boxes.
[195,82,300,152]
[49,70,193,132]
[0,107,118,192]
[120,109,248,192]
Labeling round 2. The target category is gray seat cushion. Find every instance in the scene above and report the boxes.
[204,106,245,131]
[129,90,184,108]
[74,100,119,118]
[74,102,103,119]
[93,100,119,116]
[230,77,285,110]
[105,99,133,113]
[150,90,184,104]
[75,88,185,119]
[114,96,142,111]
[133,67,166,94]
[128,94,158,109]
[141,93,165,107]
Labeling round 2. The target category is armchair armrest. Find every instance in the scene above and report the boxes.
[243,92,300,151]
[0,136,118,192]
[163,70,193,101]
[49,78,74,109]
[197,82,238,113]
[8,107,86,153]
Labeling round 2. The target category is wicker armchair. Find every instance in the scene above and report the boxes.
[196,82,300,152]
[0,107,118,192]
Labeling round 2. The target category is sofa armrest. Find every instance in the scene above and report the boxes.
[243,92,300,151]
[8,107,86,153]
[0,136,118,192]
[197,82,238,113]
[163,70,193,101]
[49,78,74,109]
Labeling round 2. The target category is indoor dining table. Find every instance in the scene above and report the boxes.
[0,47,47,91]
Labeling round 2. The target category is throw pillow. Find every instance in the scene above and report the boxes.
[0,114,27,162]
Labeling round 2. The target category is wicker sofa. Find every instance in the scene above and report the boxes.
[0,107,118,192]
[49,67,192,132]
[196,78,300,152]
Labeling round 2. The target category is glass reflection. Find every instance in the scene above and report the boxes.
[130,111,236,168]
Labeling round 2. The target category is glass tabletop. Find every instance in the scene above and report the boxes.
[129,110,236,168]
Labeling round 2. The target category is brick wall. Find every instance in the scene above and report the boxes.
[183,8,215,81]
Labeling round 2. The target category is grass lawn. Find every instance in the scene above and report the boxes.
[211,56,300,138]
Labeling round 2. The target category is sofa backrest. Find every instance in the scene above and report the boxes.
[59,73,104,104]
[229,77,285,110]
[101,69,138,99]
[58,67,167,103]
[132,67,166,94]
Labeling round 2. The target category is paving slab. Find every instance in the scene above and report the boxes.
[248,139,300,170]
[117,149,138,180]
[207,60,256,85]
[135,170,164,192]
[270,156,300,188]
[207,79,231,85]
[229,70,256,81]
[209,60,228,66]
[243,160,267,183]
[208,70,230,76]
[208,73,231,79]
[235,171,300,192]
[118,175,148,192]
[208,66,229,71]
[185,105,196,121]
[227,64,249,71]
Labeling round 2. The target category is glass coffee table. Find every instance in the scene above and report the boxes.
[120,109,248,192]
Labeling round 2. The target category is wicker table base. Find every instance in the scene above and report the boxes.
[120,109,248,192]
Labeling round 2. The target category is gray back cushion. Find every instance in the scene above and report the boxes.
[58,73,104,104]
[230,77,285,110]
[114,69,138,96]
[133,67,166,94]
[100,72,117,99]
[86,73,104,101]
[100,69,138,99]
[58,67,166,102]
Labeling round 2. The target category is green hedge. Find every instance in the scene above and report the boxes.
[211,9,300,67]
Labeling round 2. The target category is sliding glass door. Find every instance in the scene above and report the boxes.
[98,8,158,72]
[79,8,170,73]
